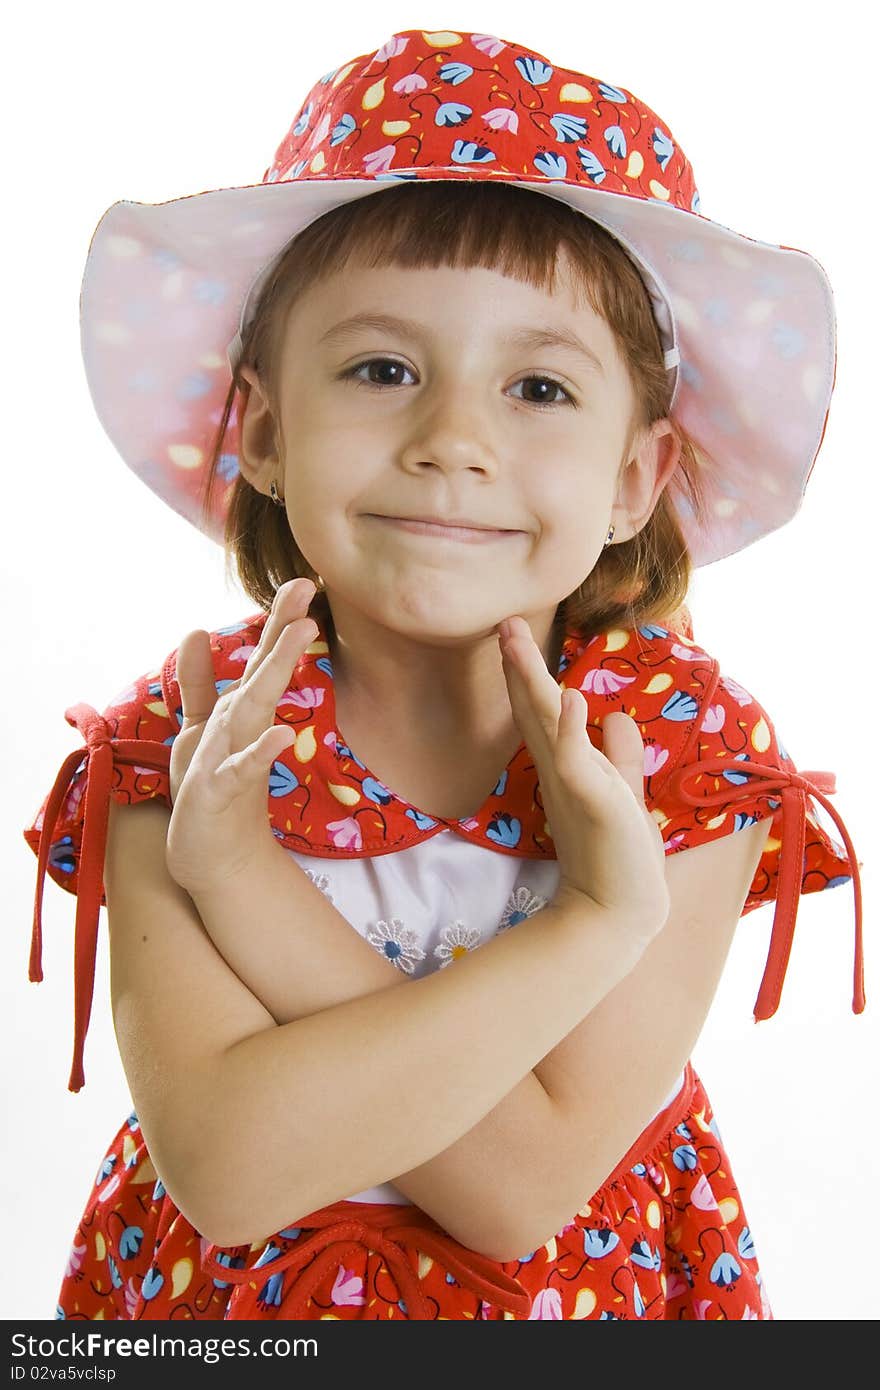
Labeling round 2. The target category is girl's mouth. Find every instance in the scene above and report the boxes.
[368,515,523,543]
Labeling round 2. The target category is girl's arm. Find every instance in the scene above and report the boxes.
[135,589,762,1255]
[106,796,768,1258]
[106,797,651,1255]
[186,814,771,1256]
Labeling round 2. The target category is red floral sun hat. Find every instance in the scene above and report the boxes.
[80,25,836,567]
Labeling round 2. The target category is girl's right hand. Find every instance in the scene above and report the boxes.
[165,579,319,896]
[498,615,670,950]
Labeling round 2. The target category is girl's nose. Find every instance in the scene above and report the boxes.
[397,385,500,478]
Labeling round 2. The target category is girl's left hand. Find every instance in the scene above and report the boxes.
[165,578,319,896]
[498,614,669,942]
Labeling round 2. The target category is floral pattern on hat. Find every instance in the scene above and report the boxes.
[267,29,699,207]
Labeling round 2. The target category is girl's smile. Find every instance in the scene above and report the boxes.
[365,513,527,543]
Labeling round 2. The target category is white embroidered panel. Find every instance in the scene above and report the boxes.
[286,827,684,1205]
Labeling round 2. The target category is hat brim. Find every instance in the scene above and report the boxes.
[80,169,836,566]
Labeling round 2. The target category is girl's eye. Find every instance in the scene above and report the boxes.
[503,375,572,405]
[344,361,414,389]
[342,358,575,407]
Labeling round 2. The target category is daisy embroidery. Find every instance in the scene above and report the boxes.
[433,920,482,968]
[365,918,426,974]
[498,886,548,932]
[302,869,334,903]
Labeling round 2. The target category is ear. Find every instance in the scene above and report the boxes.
[237,364,279,493]
[610,419,683,542]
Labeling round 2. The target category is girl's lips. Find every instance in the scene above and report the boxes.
[369,515,523,543]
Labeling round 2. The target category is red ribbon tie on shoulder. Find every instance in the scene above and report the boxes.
[665,757,864,1021]
[29,703,171,1093]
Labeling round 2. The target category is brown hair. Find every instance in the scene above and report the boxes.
[200,181,710,645]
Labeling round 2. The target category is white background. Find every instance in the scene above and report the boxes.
[3,0,877,1322]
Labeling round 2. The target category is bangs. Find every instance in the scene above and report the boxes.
[247,181,659,413]
[289,181,622,323]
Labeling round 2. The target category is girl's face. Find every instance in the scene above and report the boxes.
[240,250,679,649]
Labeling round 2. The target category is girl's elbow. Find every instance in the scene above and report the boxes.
[174,1162,294,1250]
[140,1095,300,1250]
[469,1193,577,1265]
[137,1135,233,1248]
[184,1147,313,1251]
[494,1178,597,1264]
[187,1110,329,1248]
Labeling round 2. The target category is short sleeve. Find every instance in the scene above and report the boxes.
[648,658,864,1021]
[23,661,179,897]
[22,649,180,1093]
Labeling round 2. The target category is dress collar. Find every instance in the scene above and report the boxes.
[262,609,646,859]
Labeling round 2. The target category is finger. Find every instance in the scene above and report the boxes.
[555,688,615,797]
[215,722,298,798]
[597,710,648,803]
[241,578,315,685]
[240,578,317,688]
[176,629,223,730]
[499,616,564,751]
[228,618,318,753]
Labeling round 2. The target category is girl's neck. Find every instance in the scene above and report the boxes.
[319,596,566,734]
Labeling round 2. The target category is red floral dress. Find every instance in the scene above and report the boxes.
[23,610,863,1320]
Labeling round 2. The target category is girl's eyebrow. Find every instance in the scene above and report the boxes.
[318,312,605,377]
[510,326,605,376]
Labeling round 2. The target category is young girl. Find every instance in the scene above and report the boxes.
[24,26,864,1321]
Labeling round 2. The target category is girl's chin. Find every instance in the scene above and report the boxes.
[352,600,510,642]
[327,574,559,635]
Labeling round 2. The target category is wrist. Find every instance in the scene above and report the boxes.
[548,886,648,979]
[186,836,408,1025]
[176,836,285,905]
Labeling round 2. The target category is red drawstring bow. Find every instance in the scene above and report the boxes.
[664,758,865,1020]
[200,1200,532,1319]
[28,703,170,1092]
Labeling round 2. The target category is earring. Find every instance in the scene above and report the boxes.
[314,575,326,592]
[269,480,285,507]
[603,524,615,547]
